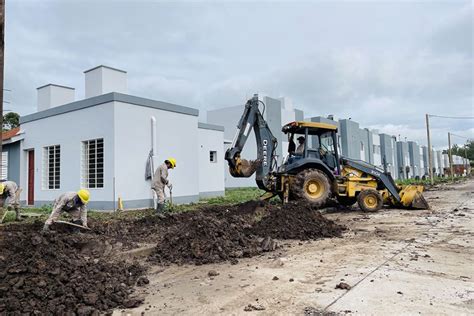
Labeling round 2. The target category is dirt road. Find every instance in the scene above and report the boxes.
[116,180,473,315]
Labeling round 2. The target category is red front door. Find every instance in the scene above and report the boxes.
[27,151,34,205]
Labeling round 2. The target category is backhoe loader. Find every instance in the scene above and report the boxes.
[225,94,429,212]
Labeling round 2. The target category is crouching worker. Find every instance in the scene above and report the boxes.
[43,189,90,232]
[152,158,176,214]
[0,181,21,223]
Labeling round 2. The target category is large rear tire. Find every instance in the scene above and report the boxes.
[291,169,331,207]
[357,189,383,212]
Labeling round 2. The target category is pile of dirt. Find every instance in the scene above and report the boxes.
[150,201,344,265]
[250,202,344,240]
[0,229,145,315]
[149,211,262,265]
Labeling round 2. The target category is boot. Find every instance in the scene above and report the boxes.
[155,203,166,218]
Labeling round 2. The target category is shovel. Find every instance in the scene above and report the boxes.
[169,187,174,211]
[54,220,91,230]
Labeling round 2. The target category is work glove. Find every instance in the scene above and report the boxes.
[167,183,173,190]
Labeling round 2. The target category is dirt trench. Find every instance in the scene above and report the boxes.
[0,200,344,315]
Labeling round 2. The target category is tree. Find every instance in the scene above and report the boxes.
[444,140,474,161]
[3,112,19,131]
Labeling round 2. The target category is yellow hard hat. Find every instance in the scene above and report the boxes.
[77,189,90,204]
[167,158,177,169]
[0,183,4,195]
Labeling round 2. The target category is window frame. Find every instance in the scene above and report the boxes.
[42,144,61,190]
[1,151,8,181]
[209,150,217,163]
[81,138,104,189]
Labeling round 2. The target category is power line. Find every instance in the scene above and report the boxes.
[428,114,474,119]
[450,133,470,139]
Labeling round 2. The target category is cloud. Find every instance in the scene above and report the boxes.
[4,0,473,150]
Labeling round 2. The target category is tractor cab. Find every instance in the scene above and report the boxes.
[281,121,340,173]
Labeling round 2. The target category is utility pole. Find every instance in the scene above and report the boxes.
[0,0,4,175]
[425,114,434,185]
[448,132,454,181]
[464,145,468,175]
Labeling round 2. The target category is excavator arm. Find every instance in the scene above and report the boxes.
[225,94,278,190]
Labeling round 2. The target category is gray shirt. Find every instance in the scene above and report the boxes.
[152,163,169,190]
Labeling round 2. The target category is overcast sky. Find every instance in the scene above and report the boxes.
[5,0,473,149]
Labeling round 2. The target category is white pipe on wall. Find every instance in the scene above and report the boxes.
[151,116,157,158]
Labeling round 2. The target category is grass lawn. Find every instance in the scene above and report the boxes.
[1,187,265,224]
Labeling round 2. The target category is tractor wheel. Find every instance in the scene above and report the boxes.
[291,169,331,207]
[336,195,357,207]
[357,189,383,212]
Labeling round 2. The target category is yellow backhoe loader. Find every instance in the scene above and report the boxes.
[224,94,429,212]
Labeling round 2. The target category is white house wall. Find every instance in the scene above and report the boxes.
[19,102,115,209]
[198,126,225,197]
[113,101,200,207]
[208,105,257,188]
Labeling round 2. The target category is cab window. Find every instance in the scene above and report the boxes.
[320,132,335,153]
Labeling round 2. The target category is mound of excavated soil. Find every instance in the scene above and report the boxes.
[249,202,344,240]
[150,201,344,265]
[149,212,262,265]
[0,230,144,315]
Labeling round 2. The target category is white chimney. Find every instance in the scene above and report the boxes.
[84,65,127,98]
[37,84,75,112]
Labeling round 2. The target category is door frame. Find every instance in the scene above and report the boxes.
[27,150,35,205]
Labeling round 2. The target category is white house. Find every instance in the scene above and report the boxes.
[18,65,224,210]
[197,122,225,198]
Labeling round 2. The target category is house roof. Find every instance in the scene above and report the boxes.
[2,127,20,141]
[84,65,127,74]
[198,122,224,132]
[20,92,199,124]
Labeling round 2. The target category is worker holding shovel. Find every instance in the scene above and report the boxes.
[43,189,90,232]
[152,158,176,215]
[0,181,21,223]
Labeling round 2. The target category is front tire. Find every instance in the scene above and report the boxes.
[291,169,331,207]
[357,189,383,212]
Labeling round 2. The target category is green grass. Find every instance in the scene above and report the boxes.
[396,176,469,186]
[166,187,265,212]
[1,187,265,224]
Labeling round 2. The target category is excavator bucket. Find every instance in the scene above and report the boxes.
[398,185,430,209]
[229,157,261,177]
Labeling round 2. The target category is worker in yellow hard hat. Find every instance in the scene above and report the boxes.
[0,180,21,223]
[152,158,176,215]
[43,189,90,231]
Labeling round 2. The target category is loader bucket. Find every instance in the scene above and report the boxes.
[229,158,261,177]
[398,185,430,209]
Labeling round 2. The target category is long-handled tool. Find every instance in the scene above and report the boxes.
[54,220,91,230]
[169,187,174,211]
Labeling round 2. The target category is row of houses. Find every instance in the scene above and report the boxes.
[2,65,470,209]
[311,116,470,180]
[208,95,471,186]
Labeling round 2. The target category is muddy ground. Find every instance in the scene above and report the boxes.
[0,200,343,315]
[113,179,473,315]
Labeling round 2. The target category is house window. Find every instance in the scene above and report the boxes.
[82,138,104,188]
[1,151,8,180]
[210,151,217,163]
[43,145,60,189]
